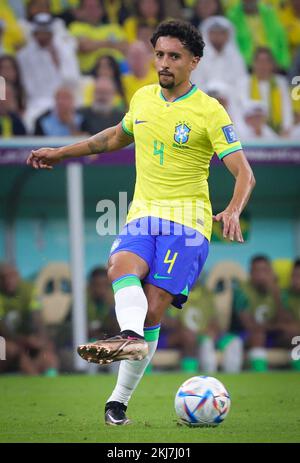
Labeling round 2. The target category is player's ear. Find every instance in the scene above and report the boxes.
[191,56,200,71]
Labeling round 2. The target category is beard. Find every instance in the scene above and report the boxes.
[159,74,175,89]
[159,80,175,89]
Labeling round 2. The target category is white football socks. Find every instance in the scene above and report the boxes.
[112,274,148,337]
[107,325,161,406]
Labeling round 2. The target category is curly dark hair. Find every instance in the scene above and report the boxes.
[150,19,205,58]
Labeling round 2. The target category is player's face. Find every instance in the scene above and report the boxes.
[89,275,110,300]
[154,36,200,89]
[250,261,273,292]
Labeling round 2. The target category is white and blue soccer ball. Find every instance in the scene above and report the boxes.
[174,376,231,427]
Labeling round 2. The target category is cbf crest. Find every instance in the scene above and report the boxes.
[174,121,192,145]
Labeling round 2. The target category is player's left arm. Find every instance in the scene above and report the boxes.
[213,150,256,243]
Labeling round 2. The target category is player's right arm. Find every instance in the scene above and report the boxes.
[26,122,133,170]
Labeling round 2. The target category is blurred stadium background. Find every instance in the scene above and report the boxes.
[0,0,300,379]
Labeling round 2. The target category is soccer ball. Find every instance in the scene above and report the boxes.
[174,376,231,427]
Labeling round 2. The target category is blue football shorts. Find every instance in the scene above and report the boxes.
[109,217,209,309]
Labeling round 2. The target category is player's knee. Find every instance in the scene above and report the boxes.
[107,254,148,284]
[107,258,120,284]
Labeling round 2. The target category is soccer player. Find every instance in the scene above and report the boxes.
[26,20,255,425]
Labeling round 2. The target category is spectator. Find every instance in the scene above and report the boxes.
[227,0,290,71]
[190,0,223,28]
[242,47,294,134]
[288,47,300,121]
[159,283,243,373]
[17,13,80,132]
[101,0,131,25]
[34,86,84,136]
[205,80,242,128]
[279,258,300,370]
[82,55,126,110]
[123,0,165,43]
[44,1,82,26]
[289,111,300,138]
[238,100,279,140]
[80,76,124,135]
[0,263,58,376]
[20,0,75,47]
[279,0,300,58]
[191,16,247,105]
[181,284,243,373]
[0,82,26,136]
[136,22,156,53]
[0,20,10,56]
[87,267,118,340]
[0,1,25,55]
[122,41,158,105]
[157,309,200,373]
[0,55,26,114]
[231,255,283,372]
[69,0,127,75]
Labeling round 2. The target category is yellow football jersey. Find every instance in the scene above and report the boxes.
[122,84,242,241]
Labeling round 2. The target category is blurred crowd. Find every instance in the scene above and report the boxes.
[0,0,300,139]
[0,255,300,375]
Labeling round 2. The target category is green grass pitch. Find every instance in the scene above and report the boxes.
[0,372,299,443]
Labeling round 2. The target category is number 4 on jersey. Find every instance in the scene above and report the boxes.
[153,140,165,165]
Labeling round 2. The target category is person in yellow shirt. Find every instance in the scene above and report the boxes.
[27,19,255,425]
[0,1,25,54]
[122,41,158,105]
[50,0,79,15]
[279,0,300,57]
[82,55,126,109]
[123,0,164,43]
[69,0,127,74]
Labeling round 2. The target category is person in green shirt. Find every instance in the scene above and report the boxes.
[279,259,300,370]
[87,267,119,341]
[232,254,282,371]
[227,0,290,70]
[0,263,59,375]
[159,283,243,373]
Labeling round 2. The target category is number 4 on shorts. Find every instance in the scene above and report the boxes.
[164,249,178,274]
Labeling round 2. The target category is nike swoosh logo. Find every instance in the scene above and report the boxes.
[154,273,172,280]
[106,413,127,425]
[135,119,148,124]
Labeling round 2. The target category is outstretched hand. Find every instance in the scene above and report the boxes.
[26,147,63,170]
[213,209,244,243]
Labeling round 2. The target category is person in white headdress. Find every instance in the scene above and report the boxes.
[205,79,243,134]
[191,15,248,106]
[238,100,279,141]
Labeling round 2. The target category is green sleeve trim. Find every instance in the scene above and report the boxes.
[112,275,141,293]
[121,118,133,136]
[218,143,242,160]
[144,326,160,342]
